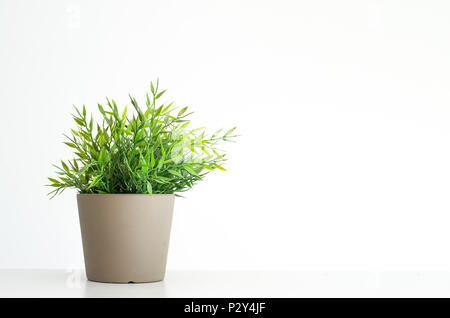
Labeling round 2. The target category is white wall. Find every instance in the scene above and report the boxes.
[2,0,450,270]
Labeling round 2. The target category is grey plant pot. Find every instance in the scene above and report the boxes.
[76,194,175,283]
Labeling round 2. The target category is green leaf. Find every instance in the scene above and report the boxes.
[63,142,77,149]
[184,166,198,176]
[225,127,236,136]
[98,104,105,115]
[178,106,188,117]
[61,161,69,171]
[48,177,60,184]
[168,169,183,178]
[87,175,102,189]
[156,90,166,99]
[122,105,127,120]
[147,181,152,194]
[98,148,106,163]
[74,117,84,126]
[215,164,227,171]
[150,152,155,168]
[179,121,190,129]
[112,99,119,119]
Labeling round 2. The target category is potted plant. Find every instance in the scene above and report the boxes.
[47,80,237,283]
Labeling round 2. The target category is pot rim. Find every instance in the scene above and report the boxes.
[77,193,175,196]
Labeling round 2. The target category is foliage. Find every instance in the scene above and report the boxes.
[47,80,237,197]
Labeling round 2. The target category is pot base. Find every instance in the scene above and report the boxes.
[87,278,164,284]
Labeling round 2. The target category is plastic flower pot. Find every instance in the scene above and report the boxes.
[77,194,174,283]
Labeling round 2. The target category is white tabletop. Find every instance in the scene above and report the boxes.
[1,269,450,298]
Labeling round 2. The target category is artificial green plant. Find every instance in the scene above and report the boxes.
[47,80,237,197]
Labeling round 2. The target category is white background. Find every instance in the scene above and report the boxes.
[1,0,450,271]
